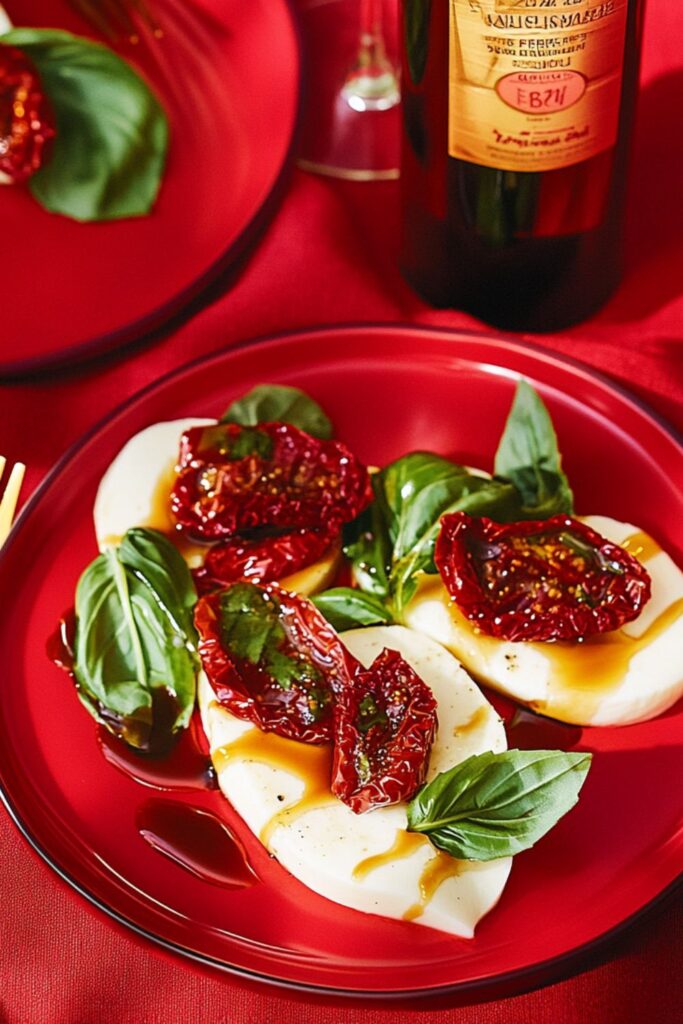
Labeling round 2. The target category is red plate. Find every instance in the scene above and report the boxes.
[0,326,681,998]
[0,0,300,377]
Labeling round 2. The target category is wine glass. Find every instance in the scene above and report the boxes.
[296,0,401,181]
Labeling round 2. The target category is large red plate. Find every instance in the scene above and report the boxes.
[0,0,299,377]
[0,326,681,998]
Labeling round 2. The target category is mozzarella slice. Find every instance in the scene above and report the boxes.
[404,515,683,726]
[93,418,342,590]
[199,625,511,937]
[94,418,215,557]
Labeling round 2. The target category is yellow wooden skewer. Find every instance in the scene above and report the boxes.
[0,461,26,547]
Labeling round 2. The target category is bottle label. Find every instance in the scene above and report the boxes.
[449,0,629,172]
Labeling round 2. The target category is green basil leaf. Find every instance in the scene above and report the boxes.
[73,529,198,750]
[217,582,324,693]
[218,582,284,666]
[381,453,470,556]
[221,384,333,439]
[329,384,574,623]
[3,29,168,221]
[312,588,393,631]
[119,528,198,644]
[494,380,574,519]
[379,454,519,615]
[342,474,392,597]
[403,0,432,84]
[407,749,591,861]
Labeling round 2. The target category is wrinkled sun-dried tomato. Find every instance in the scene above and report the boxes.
[331,648,438,814]
[193,527,334,595]
[0,45,55,184]
[435,512,652,642]
[171,422,372,541]
[194,581,355,744]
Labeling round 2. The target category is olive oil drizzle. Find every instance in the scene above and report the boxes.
[620,529,661,564]
[538,596,683,721]
[352,830,427,880]
[213,728,334,849]
[455,705,489,737]
[404,852,467,921]
[353,828,466,920]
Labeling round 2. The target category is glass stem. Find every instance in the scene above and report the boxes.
[360,0,383,46]
[342,0,400,112]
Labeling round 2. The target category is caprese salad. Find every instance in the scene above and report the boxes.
[51,381,683,936]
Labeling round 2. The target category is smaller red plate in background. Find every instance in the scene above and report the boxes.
[0,0,300,376]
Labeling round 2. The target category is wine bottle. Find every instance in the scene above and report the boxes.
[399,0,646,331]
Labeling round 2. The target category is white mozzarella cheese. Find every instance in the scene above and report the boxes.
[94,418,216,553]
[403,515,683,726]
[199,625,511,937]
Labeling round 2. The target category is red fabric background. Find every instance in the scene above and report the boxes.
[0,1,682,1020]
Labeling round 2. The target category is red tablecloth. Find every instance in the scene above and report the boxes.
[1,1,682,1020]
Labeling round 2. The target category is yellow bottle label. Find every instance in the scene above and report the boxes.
[449,0,629,172]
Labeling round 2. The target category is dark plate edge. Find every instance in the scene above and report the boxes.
[0,779,680,1005]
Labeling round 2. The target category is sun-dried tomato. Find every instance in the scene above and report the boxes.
[193,527,334,595]
[171,422,372,541]
[0,45,55,184]
[331,648,438,814]
[194,581,354,744]
[435,512,652,642]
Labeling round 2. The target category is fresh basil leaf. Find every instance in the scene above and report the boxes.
[73,529,198,751]
[312,588,393,631]
[407,749,591,861]
[222,384,333,439]
[3,29,168,222]
[378,453,519,615]
[341,384,574,622]
[342,474,392,597]
[494,380,574,519]
[218,581,324,693]
[119,528,197,644]
[381,453,470,555]
[218,582,282,665]
[390,459,514,562]
[403,0,432,84]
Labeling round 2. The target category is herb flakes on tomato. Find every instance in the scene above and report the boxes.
[195,582,354,744]
[331,648,438,814]
[171,422,372,541]
[435,513,652,642]
[0,44,55,184]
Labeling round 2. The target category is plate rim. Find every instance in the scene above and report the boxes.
[0,0,303,381]
[0,781,680,1002]
[1,321,682,999]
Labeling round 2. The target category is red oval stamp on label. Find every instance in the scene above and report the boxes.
[496,71,587,114]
